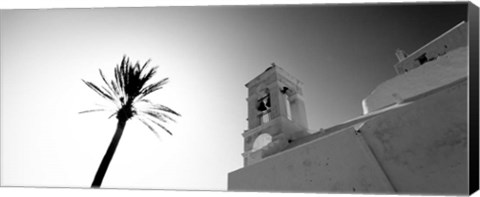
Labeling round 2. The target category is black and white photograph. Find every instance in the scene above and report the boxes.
[0,1,478,197]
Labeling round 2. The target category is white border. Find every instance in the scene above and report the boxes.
[0,1,478,197]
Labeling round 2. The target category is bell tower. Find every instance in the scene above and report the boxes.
[242,63,309,166]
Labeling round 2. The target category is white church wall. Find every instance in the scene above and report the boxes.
[228,127,395,193]
[359,80,468,195]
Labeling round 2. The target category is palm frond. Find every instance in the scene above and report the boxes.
[137,78,169,101]
[101,86,115,101]
[110,80,122,104]
[99,69,118,101]
[137,117,162,139]
[138,98,153,105]
[79,109,107,114]
[82,79,114,101]
[110,56,155,103]
[151,104,181,117]
[138,109,177,136]
[143,111,168,123]
[114,65,123,97]
[138,113,173,136]
[147,118,173,136]
[108,112,118,119]
[143,110,177,123]
[161,113,177,123]
[141,59,152,73]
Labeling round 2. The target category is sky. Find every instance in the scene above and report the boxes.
[0,3,468,191]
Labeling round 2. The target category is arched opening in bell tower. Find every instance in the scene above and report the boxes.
[256,88,271,125]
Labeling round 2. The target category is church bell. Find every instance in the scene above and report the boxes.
[257,96,271,111]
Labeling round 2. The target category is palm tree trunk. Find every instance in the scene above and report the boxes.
[91,117,127,188]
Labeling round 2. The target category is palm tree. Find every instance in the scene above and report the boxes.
[81,56,180,188]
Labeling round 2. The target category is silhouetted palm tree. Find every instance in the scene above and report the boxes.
[81,56,180,188]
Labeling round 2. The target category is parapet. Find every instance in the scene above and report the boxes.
[393,21,467,75]
[362,21,468,114]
